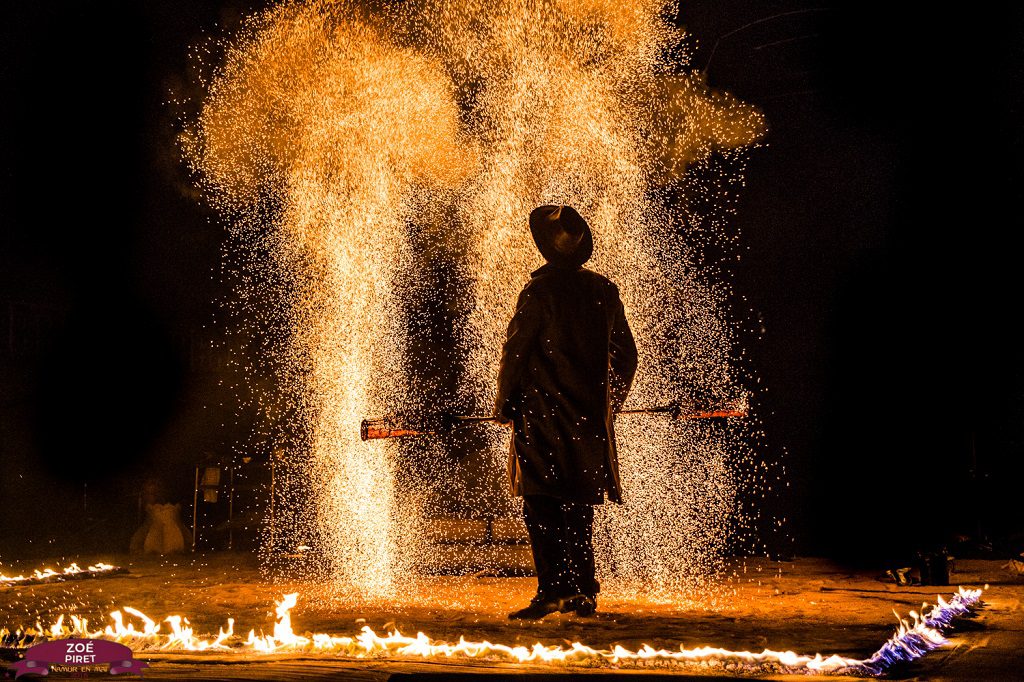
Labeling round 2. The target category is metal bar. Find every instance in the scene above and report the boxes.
[228,465,235,551]
[269,456,276,554]
[361,402,746,441]
[191,467,199,553]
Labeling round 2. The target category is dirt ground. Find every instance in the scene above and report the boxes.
[0,552,1020,680]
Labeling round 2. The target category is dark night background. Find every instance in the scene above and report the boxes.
[1,2,1021,563]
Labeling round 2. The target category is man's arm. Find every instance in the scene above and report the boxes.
[494,285,543,422]
[608,287,638,412]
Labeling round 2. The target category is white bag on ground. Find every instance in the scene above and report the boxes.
[131,503,190,555]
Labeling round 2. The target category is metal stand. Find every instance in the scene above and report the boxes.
[191,456,276,553]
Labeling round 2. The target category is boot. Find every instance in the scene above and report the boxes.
[559,593,597,617]
[508,594,561,620]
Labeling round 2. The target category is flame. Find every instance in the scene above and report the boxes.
[857,587,985,675]
[0,588,983,675]
[0,562,117,586]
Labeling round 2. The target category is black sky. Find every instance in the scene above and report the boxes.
[1,1,1021,560]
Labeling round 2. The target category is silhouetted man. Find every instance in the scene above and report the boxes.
[495,205,637,620]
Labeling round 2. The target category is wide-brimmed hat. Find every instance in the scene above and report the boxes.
[529,205,593,267]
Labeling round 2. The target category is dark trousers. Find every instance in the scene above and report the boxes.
[522,494,599,599]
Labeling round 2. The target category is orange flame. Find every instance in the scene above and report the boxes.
[0,562,116,586]
[0,588,983,675]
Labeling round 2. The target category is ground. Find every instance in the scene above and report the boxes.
[0,552,1020,680]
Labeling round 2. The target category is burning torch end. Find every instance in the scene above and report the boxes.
[677,395,750,420]
[360,418,432,440]
[683,408,748,420]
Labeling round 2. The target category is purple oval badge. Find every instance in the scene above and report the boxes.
[13,638,149,678]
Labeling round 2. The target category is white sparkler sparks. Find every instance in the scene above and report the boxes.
[185,0,769,602]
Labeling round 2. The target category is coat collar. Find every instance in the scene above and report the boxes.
[531,262,582,278]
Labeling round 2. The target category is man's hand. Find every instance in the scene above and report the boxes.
[493,412,513,427]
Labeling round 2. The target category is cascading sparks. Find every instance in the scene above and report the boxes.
[185,5,475,596]
[0,588,983,676]
[184,0,767,598]
[410,0,766,597]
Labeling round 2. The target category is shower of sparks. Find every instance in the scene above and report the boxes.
[0,563,118,587]
[185,5,476,597]
[183,0,766,599]
[403,0,765,598]
[0,588,983,676]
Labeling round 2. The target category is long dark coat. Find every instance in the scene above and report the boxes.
[494,264,638,504]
